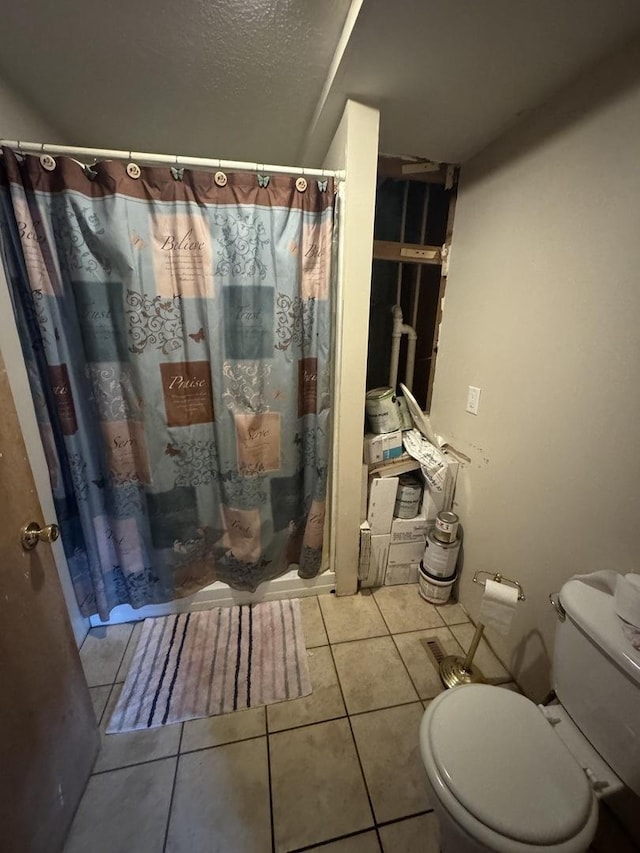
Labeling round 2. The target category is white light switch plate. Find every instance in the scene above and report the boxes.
[466,386,481,415]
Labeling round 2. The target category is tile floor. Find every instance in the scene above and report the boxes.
[66,585,518,853]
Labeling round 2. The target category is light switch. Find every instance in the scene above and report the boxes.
[466,386,481,415]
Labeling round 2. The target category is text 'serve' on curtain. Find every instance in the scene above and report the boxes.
[0,148,335,619]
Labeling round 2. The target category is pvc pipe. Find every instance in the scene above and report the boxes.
[404,323,417,391]
[0,139,344,181]
[389,304,417,391]
[389,305,404,389]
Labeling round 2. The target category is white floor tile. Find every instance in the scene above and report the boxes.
[167,738,271,853]
[64,758,176,853]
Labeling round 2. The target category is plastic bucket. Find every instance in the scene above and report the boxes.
[418,563,457,605]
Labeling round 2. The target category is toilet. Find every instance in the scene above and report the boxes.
[419,574,640,852]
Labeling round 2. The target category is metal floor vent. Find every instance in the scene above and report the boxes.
[420,636,446,669]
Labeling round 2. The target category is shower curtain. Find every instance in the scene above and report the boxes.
[0,147,335,619]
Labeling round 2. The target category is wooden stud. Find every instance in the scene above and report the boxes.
[373,239,442,265]
[426,186,458,413]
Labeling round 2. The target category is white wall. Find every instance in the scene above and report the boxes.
[0,77,88,644]
[323,100,379,594]
[430,38,640,699]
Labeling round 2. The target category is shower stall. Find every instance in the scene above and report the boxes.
[0,110,382,633]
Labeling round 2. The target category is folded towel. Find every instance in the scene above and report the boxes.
[571,569,618,595]
[571,571,640,651]
[615,574,640,650]
[614,573,640,628]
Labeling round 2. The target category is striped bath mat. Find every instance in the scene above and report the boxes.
[107,599,311,732]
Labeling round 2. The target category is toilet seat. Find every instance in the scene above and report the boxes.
[420,685,599,852]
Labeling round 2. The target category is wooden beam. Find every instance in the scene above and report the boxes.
[426,188,458,412]
[373,240,442,265]
[377,155,449,185]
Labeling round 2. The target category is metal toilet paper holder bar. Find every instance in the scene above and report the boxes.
[439,570,526,689]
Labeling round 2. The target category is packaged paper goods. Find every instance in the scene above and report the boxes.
[384,563,420,586]
[367,476,399,534]
[387,539,425,567]
[390,511,429,544]
[360,533,391,588]
[363,430,403,465]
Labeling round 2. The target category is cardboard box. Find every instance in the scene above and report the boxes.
[361,533,390,588]
[358,522,371,581]
[360,464,368,523]
[390,511,429,544]
[367,476,399,534]
[363,430,403,465]
[387,539,426,567]
[384,563,420,586]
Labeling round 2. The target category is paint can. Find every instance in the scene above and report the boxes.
[422,527,461,578]
[365,387,401,434]
[434,510,459,544]
[393,474,423,519]
[419,563,457,605]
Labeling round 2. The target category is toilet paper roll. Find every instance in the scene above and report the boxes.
[479,579,519,635]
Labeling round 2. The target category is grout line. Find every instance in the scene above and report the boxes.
[114,621,138,681]
[375,808,434,829]
[97,693,434,775]
[347,698,424,718]
[369,589,394,635]
[289,826,379,852]
[178,732,266,758]
[316,599,382,850]
[265,706,276,853]
[90,751,182,777]
[162,724,183,852]
[97,682,116,728]
[369,585,448,635]
[86,680,121,690]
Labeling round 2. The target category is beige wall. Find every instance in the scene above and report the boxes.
[323,100,379,594]
[0,76,64,142]
[430,38,640,699]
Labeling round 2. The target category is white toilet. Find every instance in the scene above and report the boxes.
[419,575,640,852]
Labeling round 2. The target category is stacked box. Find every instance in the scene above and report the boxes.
[363,430,403,465]
[361,532,391,588]
[367,476,399,534]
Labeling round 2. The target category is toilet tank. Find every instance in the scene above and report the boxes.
[553,577,640,797]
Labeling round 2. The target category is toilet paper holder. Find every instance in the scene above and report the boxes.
[439,571,525,689]
[473,570,525,601]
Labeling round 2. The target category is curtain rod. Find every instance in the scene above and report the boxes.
[0,139,345,181]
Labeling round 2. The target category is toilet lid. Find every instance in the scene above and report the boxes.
[427,685,593,845]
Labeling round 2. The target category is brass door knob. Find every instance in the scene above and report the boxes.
[21,521,60,550]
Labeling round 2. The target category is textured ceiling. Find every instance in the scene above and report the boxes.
[2,0,640,166]
[0,0,352,164]
[304,0,640,164]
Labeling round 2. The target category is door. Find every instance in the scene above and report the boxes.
[0,352,99,852]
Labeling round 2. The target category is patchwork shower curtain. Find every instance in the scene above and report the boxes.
[0,148,334,619]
